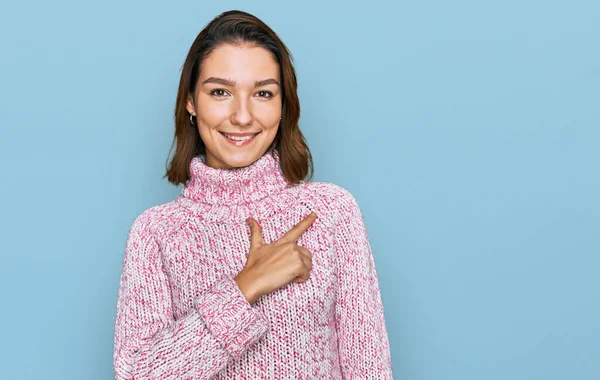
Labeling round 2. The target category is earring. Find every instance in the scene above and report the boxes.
[189,113,195,125]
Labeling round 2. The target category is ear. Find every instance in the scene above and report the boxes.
[186,94,196,115]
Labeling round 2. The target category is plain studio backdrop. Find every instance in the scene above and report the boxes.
[0,1,598,379]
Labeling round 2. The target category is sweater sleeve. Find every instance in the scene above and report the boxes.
[333,189,394,379]
[113,212,270,379]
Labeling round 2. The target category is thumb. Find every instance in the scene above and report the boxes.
[247,218,264,249]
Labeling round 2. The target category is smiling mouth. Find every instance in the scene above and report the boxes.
[219,131,261,146]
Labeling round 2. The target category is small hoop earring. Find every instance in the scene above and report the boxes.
[189,113,195,126]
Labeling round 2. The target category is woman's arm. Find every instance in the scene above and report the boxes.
[113,212,269,380]
[333,188,394,379]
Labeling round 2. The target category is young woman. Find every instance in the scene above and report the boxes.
[113,10,393,379]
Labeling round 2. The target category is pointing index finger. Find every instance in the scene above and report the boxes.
[282,212,317,243]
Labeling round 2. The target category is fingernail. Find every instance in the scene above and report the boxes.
[246,218,251,226]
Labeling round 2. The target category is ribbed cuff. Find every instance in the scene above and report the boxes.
[195,274,270,359]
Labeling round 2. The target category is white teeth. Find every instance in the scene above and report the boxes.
[223,133,255,141]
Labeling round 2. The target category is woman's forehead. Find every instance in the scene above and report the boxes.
[200,44,279,85]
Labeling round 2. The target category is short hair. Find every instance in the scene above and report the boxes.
[165,9,313,186]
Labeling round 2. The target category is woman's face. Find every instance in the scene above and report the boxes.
[186,43,282,169]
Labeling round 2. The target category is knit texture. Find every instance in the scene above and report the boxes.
[113,149,393,379]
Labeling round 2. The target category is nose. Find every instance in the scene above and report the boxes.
[230,96,253,126]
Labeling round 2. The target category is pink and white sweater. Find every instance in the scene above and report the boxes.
[113,149,393,379]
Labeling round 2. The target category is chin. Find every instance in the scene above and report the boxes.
[218,149,265,169]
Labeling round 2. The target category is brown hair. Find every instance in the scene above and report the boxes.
[164,10,313,186]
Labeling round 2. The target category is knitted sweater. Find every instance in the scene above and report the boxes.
[113,149,393,379]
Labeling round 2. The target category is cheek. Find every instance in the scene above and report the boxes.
[197,100,229,126]
[254,101,282,126]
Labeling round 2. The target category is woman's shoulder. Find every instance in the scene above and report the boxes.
[126,199,189,241]
[300,180,362,214]
[298,181,367,236]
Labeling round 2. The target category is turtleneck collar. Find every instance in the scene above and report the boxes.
[180,149,290,206]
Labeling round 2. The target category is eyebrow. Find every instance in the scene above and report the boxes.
[201,77,280,87]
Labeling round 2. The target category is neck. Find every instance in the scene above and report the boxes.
[180,149,290,206]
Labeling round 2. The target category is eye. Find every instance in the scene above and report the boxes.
[209,88,229,98]
[256,90,274,99]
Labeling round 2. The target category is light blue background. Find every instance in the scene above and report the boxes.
[1,1,598,379]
